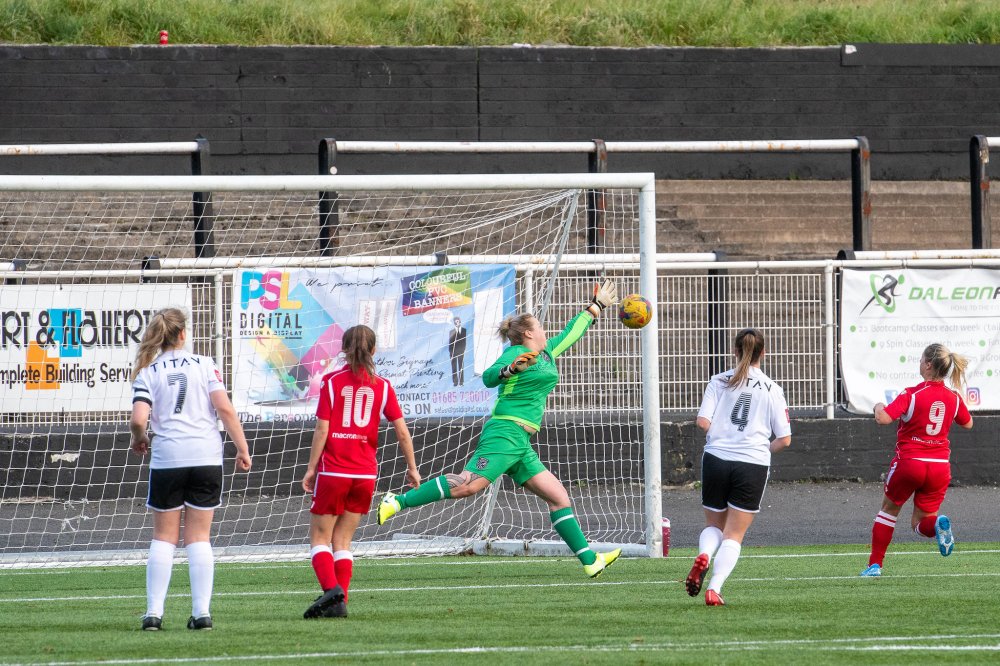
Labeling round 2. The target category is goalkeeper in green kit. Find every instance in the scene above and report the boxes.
[378,279,622,577]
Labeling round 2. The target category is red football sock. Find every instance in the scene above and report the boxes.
[915,515,937,538]
[334,550,354,601]
[869,511,897,566]
[310,546,338,591]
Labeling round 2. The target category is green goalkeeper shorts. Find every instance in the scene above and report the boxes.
[463,418,547,486]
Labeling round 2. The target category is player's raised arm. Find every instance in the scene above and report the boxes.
[586,278,619,318]
[547,279,620,358]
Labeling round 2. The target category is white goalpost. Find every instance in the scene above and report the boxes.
[0,173,660,567]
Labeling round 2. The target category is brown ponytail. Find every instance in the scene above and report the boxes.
[497,313,536,346]
[727,328,765,389]
[342,325,377,380]
[923,343,970,392]
[131,307,187,381]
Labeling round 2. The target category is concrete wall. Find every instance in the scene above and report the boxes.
[3,415,996,501]
[2,44,1000,178]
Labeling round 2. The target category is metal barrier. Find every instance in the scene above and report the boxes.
[969,135,999,249]
[0,139,215,258]
[9,256,964,425]
[320,138,872,251]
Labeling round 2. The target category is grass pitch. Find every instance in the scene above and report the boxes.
[2,543,999,665]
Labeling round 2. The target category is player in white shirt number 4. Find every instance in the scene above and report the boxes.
[686,328,791,606]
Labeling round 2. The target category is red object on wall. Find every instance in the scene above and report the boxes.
[159,30,169,45]
[662,517,671,556]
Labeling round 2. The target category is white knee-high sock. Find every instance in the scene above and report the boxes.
[146,539,176,618]
[698,526,724,561]
[187,541,215,618]
[707,539,742,593]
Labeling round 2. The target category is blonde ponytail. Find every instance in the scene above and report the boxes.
[727,328,765,389]
[923,343,969,392]
[131,308,187,381]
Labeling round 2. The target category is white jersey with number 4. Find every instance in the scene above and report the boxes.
[132,349,227,469]
[698,366,791,466]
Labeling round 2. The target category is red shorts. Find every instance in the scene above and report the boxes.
[884,457,951,513]
[310,474,376,516]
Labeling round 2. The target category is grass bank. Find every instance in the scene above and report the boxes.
[2,0,999,47]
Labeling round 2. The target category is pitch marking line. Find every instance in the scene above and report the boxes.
[3,633,1000,665]
[3,570,1000,603]
[6,547,1000,575]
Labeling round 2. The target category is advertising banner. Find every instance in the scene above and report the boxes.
[232,265,516,423]
[840,267,1000,412]
[0,284,193,412]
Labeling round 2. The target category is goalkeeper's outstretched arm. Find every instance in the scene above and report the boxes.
[586,278,619,318]
[547,279,620,358]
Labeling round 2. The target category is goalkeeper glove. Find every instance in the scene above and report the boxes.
[590,278,619,312]
[499,351,539,379]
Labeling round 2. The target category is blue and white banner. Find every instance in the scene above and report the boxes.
[0,284,192,412]
[232,265,516,422]
[841,267,1000,412]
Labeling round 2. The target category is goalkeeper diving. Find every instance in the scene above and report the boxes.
[378,279,622,577]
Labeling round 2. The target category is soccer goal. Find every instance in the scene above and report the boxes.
[0,173,660,567]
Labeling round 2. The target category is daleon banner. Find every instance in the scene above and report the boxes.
[840,267,1000,413]
[232,265,515,422]
[0,284,193,412]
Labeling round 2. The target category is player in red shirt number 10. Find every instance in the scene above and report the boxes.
[300,325,421,618]
[860,343,974,577]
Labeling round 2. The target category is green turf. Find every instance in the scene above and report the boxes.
[2,543,999,664]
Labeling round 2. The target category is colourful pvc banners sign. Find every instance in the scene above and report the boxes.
[0,284,193,412]
[840,267,1000,413]
[232,265,515,422]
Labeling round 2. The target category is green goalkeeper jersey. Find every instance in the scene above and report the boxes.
[482,310,595,431]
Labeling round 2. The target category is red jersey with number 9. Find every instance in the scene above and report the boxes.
[315,367,403,476]
[883,380,971,461]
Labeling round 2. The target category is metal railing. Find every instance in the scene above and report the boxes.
[8,255,991,424]
[0,139,215,258]
[321,138,873,252]
[969,135,1000,249]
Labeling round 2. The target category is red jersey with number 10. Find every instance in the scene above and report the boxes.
[315,367,403,476]
[883,380,971,461]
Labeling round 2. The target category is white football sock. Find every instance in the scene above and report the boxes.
[187,541,215,618]
[145,539,176,618]
[707,539,742,593]
[698,526,724,560]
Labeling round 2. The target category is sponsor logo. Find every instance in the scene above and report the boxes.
[884,389,900,403]
[239,271,302,311]
[860,274,903,315]
[967,387,981,406]
[476,456,489,471]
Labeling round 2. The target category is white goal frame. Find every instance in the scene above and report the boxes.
[0,172,662,563]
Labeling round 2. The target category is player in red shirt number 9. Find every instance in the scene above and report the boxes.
[300,325,421,618]
[860,343,974,577]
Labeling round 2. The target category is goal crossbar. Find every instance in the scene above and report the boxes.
[0,173,655,192]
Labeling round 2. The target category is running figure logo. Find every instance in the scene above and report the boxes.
[860,273,903,314]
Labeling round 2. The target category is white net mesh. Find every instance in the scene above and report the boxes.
[0,183,652,566]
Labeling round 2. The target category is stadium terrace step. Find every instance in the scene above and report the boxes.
[651,180,995,259]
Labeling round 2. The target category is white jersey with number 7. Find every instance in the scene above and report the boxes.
[131,349,227,469]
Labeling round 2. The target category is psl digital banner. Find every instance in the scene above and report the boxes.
[841,267,1000,413]
[0,284,193,412]
[232,265,515,422]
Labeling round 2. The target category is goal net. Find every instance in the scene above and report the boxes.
[0,173,659,567]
